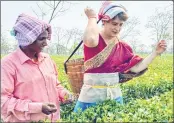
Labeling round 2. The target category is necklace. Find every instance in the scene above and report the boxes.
[31,55,38,63]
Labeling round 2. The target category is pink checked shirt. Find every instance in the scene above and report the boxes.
[1,48,69,122]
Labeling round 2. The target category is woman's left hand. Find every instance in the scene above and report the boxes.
[155,40,167,55]
[62,93,79,104]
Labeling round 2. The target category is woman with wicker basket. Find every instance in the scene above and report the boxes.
[73,1,167,112]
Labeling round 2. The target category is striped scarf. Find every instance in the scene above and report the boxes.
[98,1,127,21]
[13,13,52,46]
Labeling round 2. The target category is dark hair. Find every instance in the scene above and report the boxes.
[113,12,128,21]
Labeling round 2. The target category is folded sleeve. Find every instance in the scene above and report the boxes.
[1,62,43,121]
[115,42,144,73]
[115,42,148,83]
[116,55,143,73]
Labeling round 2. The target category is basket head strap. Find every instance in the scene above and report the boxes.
[64,40,83,74]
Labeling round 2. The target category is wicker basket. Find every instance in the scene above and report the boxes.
[64,19,102,94]
[65,58,84,94]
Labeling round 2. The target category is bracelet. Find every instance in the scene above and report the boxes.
[89,16,97,19]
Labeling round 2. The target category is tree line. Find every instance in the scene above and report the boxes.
[1,1,173,55]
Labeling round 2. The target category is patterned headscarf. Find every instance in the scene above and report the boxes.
[98,1,127,21]
[12,13,52,46]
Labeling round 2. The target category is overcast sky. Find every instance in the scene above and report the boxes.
[1,1,173,47]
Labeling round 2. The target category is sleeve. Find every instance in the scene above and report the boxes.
[115,42,144,73]
[52,60,70,102]
[115,42,148,83]
[1,62,43,121]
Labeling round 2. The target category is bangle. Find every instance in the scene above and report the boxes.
[89,16,97,19]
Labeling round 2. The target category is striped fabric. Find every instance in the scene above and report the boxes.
[13,13,52,46]
[98,1,127,21]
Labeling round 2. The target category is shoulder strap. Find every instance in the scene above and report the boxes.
[64,19,101,74]
[64,5,118,74]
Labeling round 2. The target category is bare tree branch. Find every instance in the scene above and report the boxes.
[31,7,39,18]
[49,1,61,23]
[43,0,53,8]
[52,2,71,19]
[146,6,172,43]
[120,17,140,39]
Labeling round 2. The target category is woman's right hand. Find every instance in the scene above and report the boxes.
[84,7,97,19]
[42,103,57,115]
[83,6,99,48]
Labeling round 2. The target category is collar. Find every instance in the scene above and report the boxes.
[16,48,47,64]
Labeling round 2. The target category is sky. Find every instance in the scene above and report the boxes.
[1,1,173,47]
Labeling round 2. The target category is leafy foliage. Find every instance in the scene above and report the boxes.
[52,54,173,122]
[1,54,173,122]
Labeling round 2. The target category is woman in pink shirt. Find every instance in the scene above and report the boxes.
[74,1,167,112]
[1,13,75,122]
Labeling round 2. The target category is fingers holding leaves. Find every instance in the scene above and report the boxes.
[62,93,79,105]
[155,40,167,55]
[42,103,57,115]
